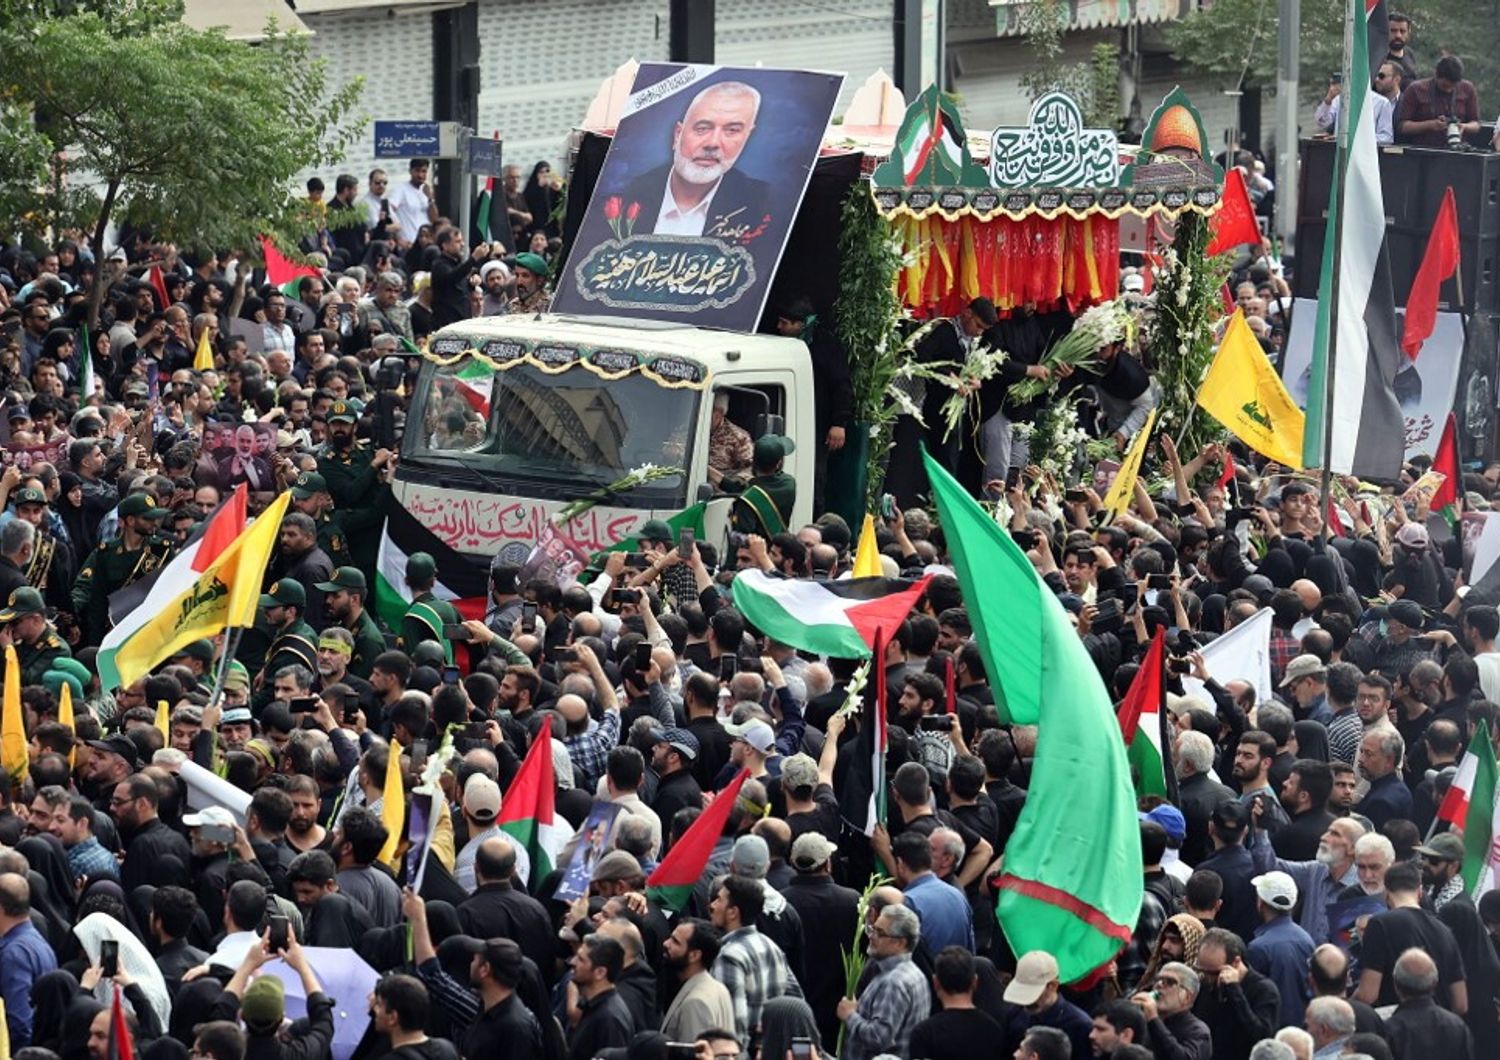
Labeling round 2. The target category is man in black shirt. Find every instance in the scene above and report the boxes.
[149,885,208,994]
[1274,760,1336,862]
[566,935,633,1060]
[454,937,543,1060]
[1354,861,1468,1014]
[369,974,460,1060]
[1088,1000,1148,1058]
[112,772,193,895]
[649,727,704,829]
[908,947,1006,1060]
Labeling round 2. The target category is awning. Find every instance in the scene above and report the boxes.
[293,0,462,13]
[181,0,311,39]
[990,0,1188,36]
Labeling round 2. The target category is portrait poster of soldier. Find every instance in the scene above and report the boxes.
[554,63,842,331]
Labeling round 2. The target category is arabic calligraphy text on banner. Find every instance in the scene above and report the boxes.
[989,92,1120,190]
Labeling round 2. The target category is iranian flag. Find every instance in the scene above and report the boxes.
[96,486,248,691]
[1430,412,1461,528]
[730,569,931,659]
[900,94,964,183]
[923,446,1141,984]
[1461,722,1499,892]
[451,359,493,417]
[647,769,749,911]
[1301,0,1406,479]
[374,503,490,632]
[1438,722,1493,828]
[1116,628,1172,800]
[498,725,572,881]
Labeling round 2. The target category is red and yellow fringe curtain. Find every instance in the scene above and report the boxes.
[895,214,1121,320]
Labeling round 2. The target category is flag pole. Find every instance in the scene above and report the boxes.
[1318,0,1357,545]
[206,626,245,709]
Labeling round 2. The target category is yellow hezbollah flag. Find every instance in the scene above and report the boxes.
[852,514,882,578]
[1102,408,1158,522]
[1,646,23,785]
[378,739,405,869]
[194,326,215,372]
[111,492,292,689]
[1200,310,1305,469]
[57,681,75,768]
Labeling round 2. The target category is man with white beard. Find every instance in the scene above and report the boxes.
[1247,811,1365,943]
[614,80,773,242]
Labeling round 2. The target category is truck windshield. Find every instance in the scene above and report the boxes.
[410,356,698,492]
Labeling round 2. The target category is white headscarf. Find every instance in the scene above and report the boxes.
[73,911,172,1030]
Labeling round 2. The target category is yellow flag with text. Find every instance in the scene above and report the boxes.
[1200,310,1305,469]
[378,739,405,869]
[1102,408,1158,522]
[111,492,291,689]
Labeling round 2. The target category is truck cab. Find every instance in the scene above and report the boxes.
[394,313,816,567]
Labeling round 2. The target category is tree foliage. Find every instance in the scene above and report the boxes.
[0,1,365,322]
[1167,0,1500,100]
[1016,0,1124,130]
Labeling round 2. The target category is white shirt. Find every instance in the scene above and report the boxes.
[653,177,724,237]
[454,824,532,891]
[359,191,387,231]
[389,180,433,243]
[261,321,294,353]
[1475,651,1500,702]
[1320,91,1396,144]
[207,930,259,970]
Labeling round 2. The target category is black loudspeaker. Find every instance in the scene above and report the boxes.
[1295,139,1500,313]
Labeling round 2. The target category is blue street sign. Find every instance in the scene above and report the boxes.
[375,121,441,159]
[467,136,502,177]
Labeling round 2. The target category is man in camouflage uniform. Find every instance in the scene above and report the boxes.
[254,579,318,703]
[289,471,352,569]
[398,552,461,658]
[315,567,387,680]
[315,401,393,577]
[72,492,174,646]
[0,586,71,686]
[508,252,552,314]
[12,486,75,614]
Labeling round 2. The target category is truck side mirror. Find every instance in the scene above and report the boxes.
[696,482,716,503]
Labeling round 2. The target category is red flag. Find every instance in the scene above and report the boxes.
[1327,498,1348,538]
[1116,628,1165,743]
[109,983,135,1060]
[1207,168,1263,256]
[147,266,172,312]
[1220,283,1237,316]
[1401,186,1461,359]
[1432,411,1461,522]
[646,769,749,911]
[944,654,956,715]
[259,235,322,289]
[1216,452,1236,489]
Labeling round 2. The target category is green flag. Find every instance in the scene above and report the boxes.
[591,502,709,562]
[922,448,1142,982]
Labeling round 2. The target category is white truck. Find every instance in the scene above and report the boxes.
[394,312,817,567]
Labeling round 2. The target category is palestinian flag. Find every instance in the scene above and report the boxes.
[924,446,1141,984]
[1116,628,1173,800]
[97,486,248,691]
[901,94,965,183]
[840,628,889,837]
[499,725,573,881]
[592,502,708,562]
[730,569,931,659]
[260,236,321,299]
[1302,0,1406,479]
[374,503,490,632]
[647,769,749,911]
[1431,412,1461,528]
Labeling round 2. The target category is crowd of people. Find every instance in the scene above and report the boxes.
[0,96,1493,1060]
